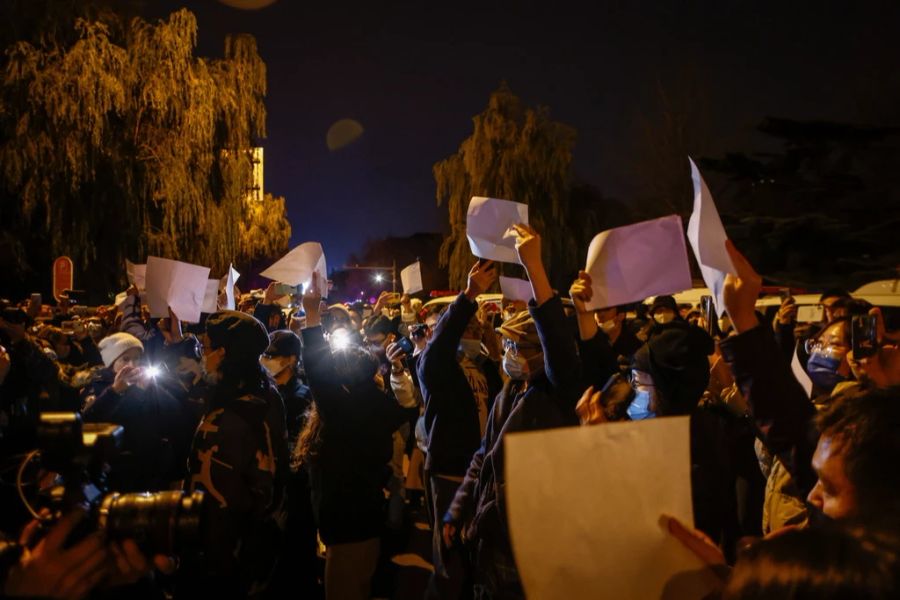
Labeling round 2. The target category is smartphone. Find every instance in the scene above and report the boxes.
[396,336,415,355]
[797,305,824,323]
[851,315,878,359]
[700,295,720,338]
[275,283,300,296]
[30,293,42,306]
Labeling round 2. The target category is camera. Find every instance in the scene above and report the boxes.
[19,413,205,556]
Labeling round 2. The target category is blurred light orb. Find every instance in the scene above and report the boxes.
[327,119,364,151]
[218,0,278,10]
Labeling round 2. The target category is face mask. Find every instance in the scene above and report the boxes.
[807,351,847,391]
[626,388,657,420]
[261,356,290,377]
[600,319,618,334]
[459,339,482,360]
[654,311,675,325]
[200,354,222,385]
[503,352,529,381]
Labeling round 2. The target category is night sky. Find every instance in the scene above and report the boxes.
[149,0,900,268]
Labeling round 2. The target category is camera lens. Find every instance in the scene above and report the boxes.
[98,490,205,555]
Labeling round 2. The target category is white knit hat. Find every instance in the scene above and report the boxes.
[98,332,144,367]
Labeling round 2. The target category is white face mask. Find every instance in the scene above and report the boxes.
[503,352,529,381]
[459,339,482,360]
[200,354,222,385]
[654,311,675,325]
[600,319,618,333]
[260,356,291,378]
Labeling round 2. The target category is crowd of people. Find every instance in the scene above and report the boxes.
[1,223,899,599]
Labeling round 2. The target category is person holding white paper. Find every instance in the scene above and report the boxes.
[417,259,504,600]
[442,223,583,600]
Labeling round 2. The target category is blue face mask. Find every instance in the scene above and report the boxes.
[806,352,846,391]
[627,388,657,420]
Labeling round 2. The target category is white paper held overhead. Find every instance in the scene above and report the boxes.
[584,215,693,311]
[219,264,240,311]
[506,418,719,600]
[466,196,528,264]
[686,158,735,318]
[261,242,328,294]
[499,276,533,303]
[144,257,210,323]
[400,261,424,294]
[201,279,220,314]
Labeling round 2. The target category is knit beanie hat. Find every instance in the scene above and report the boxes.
[205,310,269,362]
[98,332,144,367]
[632,322,714,415]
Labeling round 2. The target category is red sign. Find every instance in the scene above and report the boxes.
[52,256,74,303]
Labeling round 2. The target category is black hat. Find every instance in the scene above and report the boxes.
[649,295,679,314]
[266,329,302,357]
[205,310,269,362]
[2,307,30,325]
[363,314,396,338]
[632,322,714,416]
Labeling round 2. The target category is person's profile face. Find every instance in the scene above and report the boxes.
[806,435,857,520]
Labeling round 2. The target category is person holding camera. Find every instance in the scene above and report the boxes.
[81,332,189,493]
[296,273,411,600]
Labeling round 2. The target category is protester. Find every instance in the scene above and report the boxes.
[417,259,503,600]
[442,224,583,599]
[179,310,289,598]
[296,273,414,600]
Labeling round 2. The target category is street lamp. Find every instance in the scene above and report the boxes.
[342,261,398,294]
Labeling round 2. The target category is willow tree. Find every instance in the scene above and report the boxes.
[0,5,290,299]
[434,84,577,290]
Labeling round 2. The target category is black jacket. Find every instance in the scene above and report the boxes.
[720,325,818,495]
[278,375,312,452]
[417,293,503,476]
[301,325,409,545]
[81,368,193,491]
[445,295,582,548]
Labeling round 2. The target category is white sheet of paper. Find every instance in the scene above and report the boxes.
[686,158,735,318]
[466,196,528,263]
[201,279,219,314]
[144,257,211,323]
[401,261,424,294]
[499,276,533,303]
[114,291,128,307]
[506,418,718,600]
[261,242,327,294]
[584,215,693,311]
[126,260,146,290]
[791,345,814,399]
[219,265,240,311]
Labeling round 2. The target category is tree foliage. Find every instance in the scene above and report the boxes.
[0,4,290,300]
[434,83,578,290]
[705,118,900,289]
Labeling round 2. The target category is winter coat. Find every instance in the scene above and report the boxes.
[417,293,504,477]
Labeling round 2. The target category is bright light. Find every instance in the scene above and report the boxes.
[330,328,350,351]
[374,274,384,283]
[145,365,161,379]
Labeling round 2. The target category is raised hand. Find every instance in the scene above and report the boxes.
[464,260,498,300]
[302,272,323,328]
[723,240,763,334]
[512,223,542,271]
